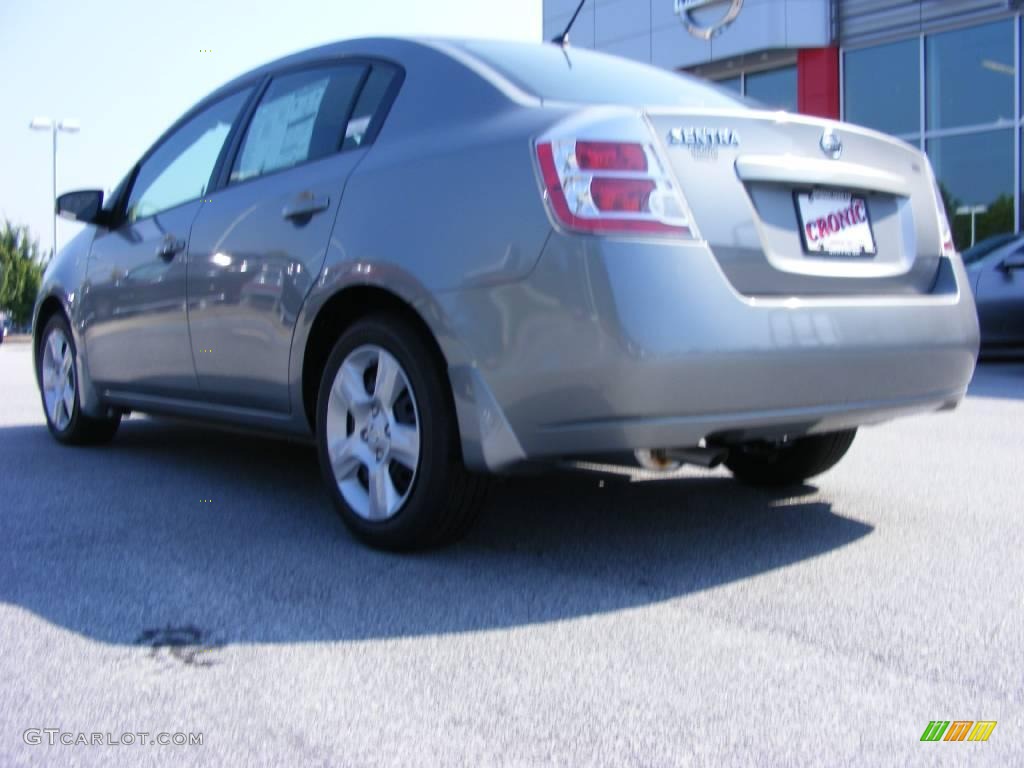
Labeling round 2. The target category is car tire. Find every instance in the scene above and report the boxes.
[37,315,121,445]
[315,314,488,551]
[724,429,857,487]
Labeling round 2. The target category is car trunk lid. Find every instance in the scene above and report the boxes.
[646,110,943,296]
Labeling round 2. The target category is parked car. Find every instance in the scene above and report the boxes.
[962,234,1024,357]
[34,38,979,550]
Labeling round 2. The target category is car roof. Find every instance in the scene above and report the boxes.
[130,36,532,182]
[205,37,522,103]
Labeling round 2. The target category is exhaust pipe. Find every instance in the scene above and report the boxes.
[634,446,728,471]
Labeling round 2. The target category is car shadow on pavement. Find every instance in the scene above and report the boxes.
[0,418,872,648]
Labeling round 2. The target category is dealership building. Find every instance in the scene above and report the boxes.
[542,0,1023,250]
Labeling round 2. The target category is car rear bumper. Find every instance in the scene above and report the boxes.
[440,235,979,472]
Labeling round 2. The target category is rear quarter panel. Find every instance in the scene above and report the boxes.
[329,45,557,296]
[289,41,562,421]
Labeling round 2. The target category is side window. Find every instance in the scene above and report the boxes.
[126,89,251,222]
[103,173,131,214]
[230,65,366,184]
[343,64,399,150]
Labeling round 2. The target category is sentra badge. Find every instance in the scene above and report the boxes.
[668,127,740,147]
[668,127,740,160]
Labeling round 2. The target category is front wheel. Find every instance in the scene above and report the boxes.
[37,315,121,445]
[315,314,487,551]
[724,429,857,487]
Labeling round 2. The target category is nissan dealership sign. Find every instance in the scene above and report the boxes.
[674,0,744,40]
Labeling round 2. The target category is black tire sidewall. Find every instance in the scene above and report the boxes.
[725,430,857,486]
[315,315,458,549]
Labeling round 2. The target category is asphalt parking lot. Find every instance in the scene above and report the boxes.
[0,339,1021,766]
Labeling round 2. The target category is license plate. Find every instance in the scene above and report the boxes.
[795,190,876,257]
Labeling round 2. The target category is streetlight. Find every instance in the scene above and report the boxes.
[955,204,988,249]
[29,117,80,259]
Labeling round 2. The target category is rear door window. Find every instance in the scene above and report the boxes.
[230,64,366,184]
[343,63,400,150]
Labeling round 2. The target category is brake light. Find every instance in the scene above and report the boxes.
[934,185,957,258]
[536,139,693,236]
[590,178,655,213]
[575,141,648,172]
[927,164,957,258]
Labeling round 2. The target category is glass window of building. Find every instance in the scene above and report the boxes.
[926,20,1015,130]
[927,130,1014,250]
[716,75,742,94]
[844,39,919,136]
[745,66,797,112]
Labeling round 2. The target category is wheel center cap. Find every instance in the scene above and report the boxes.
[365,411,390,454]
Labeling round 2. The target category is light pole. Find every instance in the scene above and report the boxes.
[29,117,80,259]
[955,204,988,249]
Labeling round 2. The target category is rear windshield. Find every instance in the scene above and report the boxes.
[455,40,747,110]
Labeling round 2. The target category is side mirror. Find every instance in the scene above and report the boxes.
[998,251,1024,272]
[56,190,106,225]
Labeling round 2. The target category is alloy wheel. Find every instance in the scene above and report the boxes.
[325,344,421,521]
[41,327,76,431]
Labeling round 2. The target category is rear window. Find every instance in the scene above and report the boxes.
[455,40,746,109]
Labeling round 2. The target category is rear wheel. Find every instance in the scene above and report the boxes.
[315,315,487,551]
[37,315,121,445]
[724,429,857,487]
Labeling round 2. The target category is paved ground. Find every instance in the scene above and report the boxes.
[0,340,1021,767]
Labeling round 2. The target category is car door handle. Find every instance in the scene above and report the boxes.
[156,236,186,262]
[282,193,330,220]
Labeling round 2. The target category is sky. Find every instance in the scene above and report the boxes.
[0,0,542,255]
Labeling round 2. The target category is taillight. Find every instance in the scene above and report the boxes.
[536,138,693,236]
[927,162,957,258]
[590,178,655,213]
[575,141,648,172]
[934,183,957,258]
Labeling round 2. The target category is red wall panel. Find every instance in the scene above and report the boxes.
[797,47,840,119]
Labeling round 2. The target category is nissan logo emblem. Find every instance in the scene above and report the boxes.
[820,128,843,160]
[674,0,744,41]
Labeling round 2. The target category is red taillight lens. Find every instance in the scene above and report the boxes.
[590,178,655,213]
[931,177,957,258]
[575,141,648,172]
[536,140,692,236]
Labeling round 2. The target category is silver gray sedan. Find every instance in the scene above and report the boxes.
[34,38,979,550]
